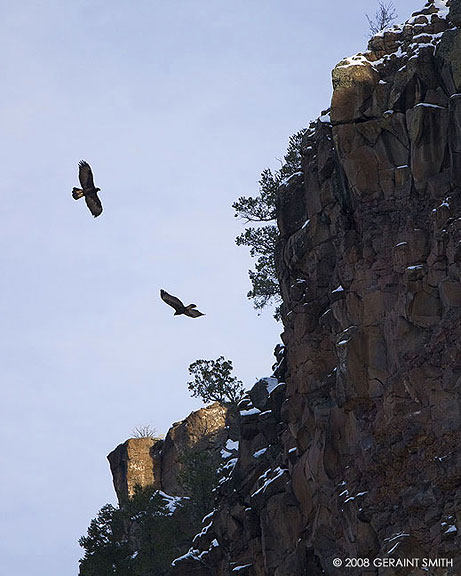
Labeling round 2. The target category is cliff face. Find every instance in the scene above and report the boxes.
[108,402,228,504]
[172,1,461,574]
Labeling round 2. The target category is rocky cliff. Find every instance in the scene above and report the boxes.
[170,1,461,574]
[108,402,228,505]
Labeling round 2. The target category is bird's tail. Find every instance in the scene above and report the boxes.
[72,187,84,200]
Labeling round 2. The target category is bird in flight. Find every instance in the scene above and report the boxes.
[160,289,205,318]
[72,160,103,218]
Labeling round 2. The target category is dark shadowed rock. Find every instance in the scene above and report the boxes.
[248,377,280,411]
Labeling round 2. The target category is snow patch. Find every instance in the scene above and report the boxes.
[384,532,410,543]
[240,407,261,416]
[156,490,186,515]
[252,467,287,497]
[414,102,445,109]
[281,171,303,186]
[225,439,239,451]
[171,548,200,566]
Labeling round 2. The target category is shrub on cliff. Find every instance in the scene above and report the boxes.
[187,356,244,405]
[132,425,163,440]
[366,1,397,37]
[233,129,305,318]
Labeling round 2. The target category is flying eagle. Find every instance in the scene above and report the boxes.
[160,289,205,318]
[72,160,103,218]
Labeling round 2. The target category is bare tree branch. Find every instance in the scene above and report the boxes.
[366,1,397,37]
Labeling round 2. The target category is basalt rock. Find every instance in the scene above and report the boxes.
[161,402,228,495]
[171,1,461,574]
[108,437,163,502]
[108,402,228,504]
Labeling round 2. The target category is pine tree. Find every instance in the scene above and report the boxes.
[78,504,133,576]
[233,129,305,317]
[187,356,244,405]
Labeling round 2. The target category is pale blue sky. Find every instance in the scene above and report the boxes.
[0,0,423,573]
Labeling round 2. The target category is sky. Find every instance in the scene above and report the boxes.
[0,0,424,574]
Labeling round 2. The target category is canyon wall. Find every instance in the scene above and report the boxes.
[171,1,461,574]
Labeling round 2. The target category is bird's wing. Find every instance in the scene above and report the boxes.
[85,193,103,218]
[185,308,205,318]
[79,160,95,189]
[160,289,185,311]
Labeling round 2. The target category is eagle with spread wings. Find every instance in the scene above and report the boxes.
[72,160,103,218]
[160,289,205,318]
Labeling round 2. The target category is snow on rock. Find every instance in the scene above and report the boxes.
[251,467,287,498]
[280,171,303,187]
[225,439,239,451]
[221,439,239,459]
[263,377,280,394]
[171,548,201,567]
[344,490,368,503]
[155,490,187,515]
[239,407,261,416]
[384,532,410,543]
[201,510,215,524]
[248,376,284,412]
[192,520,213,542]
[335,0,450,82]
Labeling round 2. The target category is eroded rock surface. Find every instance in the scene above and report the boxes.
[108,402,228,504]
[161,402,229,495]
[108,437,163,502]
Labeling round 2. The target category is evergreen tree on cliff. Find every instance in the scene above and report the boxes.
[78,504,133,576]
[233,129,305,318]
[187,356,244,405]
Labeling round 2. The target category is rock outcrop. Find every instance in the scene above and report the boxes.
[108,437,163,501]
[108,402,228,504]
[161,402,229,495]
[171,1,461,574]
